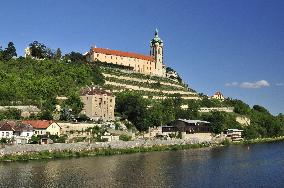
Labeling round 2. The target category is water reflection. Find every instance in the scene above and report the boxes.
[0,142,284,188]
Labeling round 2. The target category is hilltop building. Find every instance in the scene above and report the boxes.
[86,29,166,77]
[211,91,225,100]
[80,86,115,121]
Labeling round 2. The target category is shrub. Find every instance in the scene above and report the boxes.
[119,134,132,141]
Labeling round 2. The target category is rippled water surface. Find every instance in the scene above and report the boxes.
[0,141,284,188]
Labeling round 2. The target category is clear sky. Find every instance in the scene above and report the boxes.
[0,0,283,114]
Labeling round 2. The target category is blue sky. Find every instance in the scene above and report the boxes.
[0,0,283,114]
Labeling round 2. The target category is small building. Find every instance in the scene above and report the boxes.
[80,86,115,122]
[101,132,119,142]
[40,137,54,145]
[0,121,14,139]
[162,119,212,141]
[13,123,34,144]
[22,120,61,136]
[225,129,243,141]
[211,91,225,100]
[166,70,178,79]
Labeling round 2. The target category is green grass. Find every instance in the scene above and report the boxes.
[0,143,212,162]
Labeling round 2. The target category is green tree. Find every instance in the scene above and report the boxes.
[116,92,148,131]
[2,42,17,61]
[29,41,47,59]
[54,48,62,60]
[64,51,85,63]
[63,93,84,116]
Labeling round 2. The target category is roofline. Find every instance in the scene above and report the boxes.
[91,47,155,62]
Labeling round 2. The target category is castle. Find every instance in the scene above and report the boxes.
[86,29,166,77]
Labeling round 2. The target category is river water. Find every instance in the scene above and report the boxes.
[0,141,283,188]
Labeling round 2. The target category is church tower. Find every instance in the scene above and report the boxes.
[150,29,165,77]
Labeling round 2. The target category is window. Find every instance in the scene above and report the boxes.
[27,133,29,137]
[110,99,112,102]
[97,54,99,57]
[6,132,9,137]
[104,101,106,104]
[2,132,4,136]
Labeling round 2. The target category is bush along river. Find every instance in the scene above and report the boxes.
[0,141,284,188]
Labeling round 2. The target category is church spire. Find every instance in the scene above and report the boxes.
[155,28,159,37]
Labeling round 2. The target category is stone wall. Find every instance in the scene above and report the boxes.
[103,73,184,88]
[105,81,197,95]
[0,138,217,157]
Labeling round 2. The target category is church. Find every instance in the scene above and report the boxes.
[86,29,166,77]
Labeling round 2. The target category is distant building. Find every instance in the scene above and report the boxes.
[199,107,234,113]
[211,91,225,100]
[24,47,32,58]
[0,121,14,139]
[166,70,178,79]
[13,123,34,144]
[80,86,115,121]
[225,129,243,141]
[86,29,166,77]
[0,121,34,144]
[22,120,61,136]
[162,119,212,141]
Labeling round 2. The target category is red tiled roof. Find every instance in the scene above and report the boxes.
[91,47,155,62]
[22,120,54,129]
[215,91,223,96]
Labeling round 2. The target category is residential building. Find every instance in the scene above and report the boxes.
[101,131,119,142]
[225,129,243,141]
[211,91,225,100]
[80,86,115,121]
[22,120,61,136]
[0,121,14,139]
[13,123,34,144]
[162,119,212,141]
[86,29,166,77]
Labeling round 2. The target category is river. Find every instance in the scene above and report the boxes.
[0,141,283,188]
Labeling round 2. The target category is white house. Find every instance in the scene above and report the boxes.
[13,123,34,144]
[0,121,14,139]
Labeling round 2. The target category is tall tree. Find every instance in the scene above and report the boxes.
[54,48,62,60]
[29,41,47,59]
[3,42,17,61]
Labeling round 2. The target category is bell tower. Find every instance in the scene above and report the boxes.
[150,29,165,77]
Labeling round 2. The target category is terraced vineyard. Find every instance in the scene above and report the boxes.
[100,67,200,100]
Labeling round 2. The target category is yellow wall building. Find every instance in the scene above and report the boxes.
[86,29,166,77]
[80,86,115,121]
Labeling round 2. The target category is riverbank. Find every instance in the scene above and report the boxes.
[1,136,284,162]
[0,143,214,162]
[0,139,216,162]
